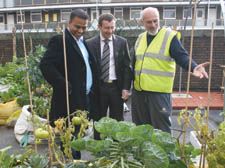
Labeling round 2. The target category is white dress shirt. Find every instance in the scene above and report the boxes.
[100,33,117,80]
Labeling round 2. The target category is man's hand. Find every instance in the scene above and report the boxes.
[192,62,210,79]
[121,90,130,101]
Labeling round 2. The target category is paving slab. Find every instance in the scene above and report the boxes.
[172,91,224,110]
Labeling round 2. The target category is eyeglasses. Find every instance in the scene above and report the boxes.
[74,25,87,30]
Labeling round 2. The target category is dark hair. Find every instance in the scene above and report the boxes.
[70,9,88,21]
[98,13,115,26]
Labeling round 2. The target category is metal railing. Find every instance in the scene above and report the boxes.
[11,0,218,7]
[0,18,224,33]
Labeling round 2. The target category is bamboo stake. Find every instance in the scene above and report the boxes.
[181,0,198,162]
[19,10,38,153]
[201,22,214,168]
[206,23,214,131]
[62,24,72,154]
[57,24,61,34]
[202,144,207,168]
[0,47,4,63]
[47,109,53,167]
[199,144,204,168]
[179,0,193,93]
[12,27,17,57]
[29,35,33,53]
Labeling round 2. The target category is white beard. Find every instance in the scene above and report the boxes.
[148,29,158,36]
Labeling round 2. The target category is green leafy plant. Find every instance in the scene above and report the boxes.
[206,121,225,168]
[71,117,187,168]
[0,146,16,168]
[0,45,52,118]
[0,57,25,86]
[174,144,201,167]
[0,145,49,168]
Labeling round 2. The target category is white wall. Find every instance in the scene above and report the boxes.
[0,0,4,8]
[6,0,14,7]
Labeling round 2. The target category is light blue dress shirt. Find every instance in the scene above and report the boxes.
[75,37,93,95]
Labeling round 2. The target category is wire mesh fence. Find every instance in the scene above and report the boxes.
[0,19,224,90]
[11,19,145,58]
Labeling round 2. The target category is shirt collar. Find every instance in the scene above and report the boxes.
[75,36,84,42]
[68,27,84,42]
[100,33,113,42]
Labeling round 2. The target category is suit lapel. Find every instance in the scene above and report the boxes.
[65,29,84,60]
[95,35,101,67]
[112,35,118,68]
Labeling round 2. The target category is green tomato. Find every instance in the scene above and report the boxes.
[34,128,49,139]
[35,139,42,145]
[72,116,82,125]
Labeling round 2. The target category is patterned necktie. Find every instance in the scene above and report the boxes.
[101,39,110,82]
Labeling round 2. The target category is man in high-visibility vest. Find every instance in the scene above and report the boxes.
[132,7,209,134]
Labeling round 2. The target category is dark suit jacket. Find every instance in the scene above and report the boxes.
[39,29,100,124]
[86,34,132,92]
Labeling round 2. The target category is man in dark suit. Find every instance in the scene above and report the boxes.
[87,14,132,130]
[39,9,99,159]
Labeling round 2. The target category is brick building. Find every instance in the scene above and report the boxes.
[0,0,224,31]
[0,0,225,90]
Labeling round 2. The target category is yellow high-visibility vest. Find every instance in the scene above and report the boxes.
[134,28,177,93]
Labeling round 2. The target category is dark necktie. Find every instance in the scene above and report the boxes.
[101,39,110,82]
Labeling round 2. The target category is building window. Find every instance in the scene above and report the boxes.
[21,0,32,5]
[15,0,20,6]
[102,9,110,15]
[46,0,57,4]
[0,15,4,24]
[163,7,176,19]
[61,9,71,22]
[91,9,99,21]
[183,7,192,19]
[197,8,204,19]
[114,8,123,20]
[130,7,142,20]
[33,0,44,5]
[17,12,25,23]
[220,10,223,19]
[31,11,42,23]
[53,13,58,22]
[45,14,49,22]
[59,0,70,3]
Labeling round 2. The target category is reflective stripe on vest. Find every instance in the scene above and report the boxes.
[134,28,176,93]
[135,69,175,78]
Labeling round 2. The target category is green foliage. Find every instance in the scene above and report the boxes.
[64,162,88,168]
[0,89,16,102]
[71,117,187,168]
[175,143,201,166]
[0,146,15,168]
[25,154,49,168]
[151,129,176,153]
[139,141,169,168]
[27,45,47,91]
[206,121,225,168]
[0,45,51,118]
[0,146,49,168]
[0,57,25,86]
